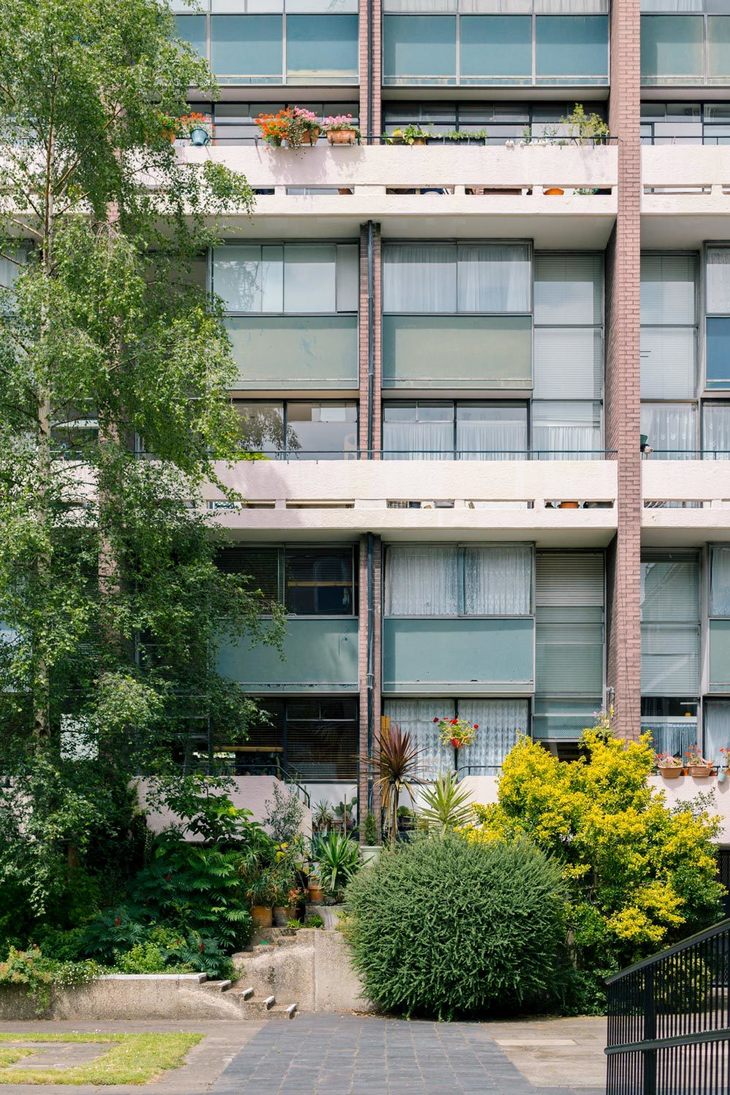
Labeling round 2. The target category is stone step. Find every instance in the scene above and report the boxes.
[202,979,232,993]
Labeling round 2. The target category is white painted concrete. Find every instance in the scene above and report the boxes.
[643,146,730,247]
[138,776,312,838]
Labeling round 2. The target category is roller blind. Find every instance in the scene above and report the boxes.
[533,328,603,399]
[641,558,699,621]
[640,254,696,324]
[640,327,696,398]
[536,552,604,605]
[534,253,602,324]
[535,553,604,696]
[710,545,730,615]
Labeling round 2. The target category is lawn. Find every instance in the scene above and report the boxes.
[0,1031,202,1085]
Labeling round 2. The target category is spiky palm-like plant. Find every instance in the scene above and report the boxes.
[376,725,423,846]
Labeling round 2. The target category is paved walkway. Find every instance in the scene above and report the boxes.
[0,1015,606,1094]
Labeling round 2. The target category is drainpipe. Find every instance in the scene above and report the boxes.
[367,0,374,145]
[367,220,375,458]
[366,532,375,813]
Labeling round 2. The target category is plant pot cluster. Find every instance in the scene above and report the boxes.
[255,108,359,148]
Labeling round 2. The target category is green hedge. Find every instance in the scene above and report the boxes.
[344,834,568,1019]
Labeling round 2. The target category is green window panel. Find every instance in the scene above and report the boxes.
[217,618,358,692]
[286,15,358,84]
[227,315,358,389]
[382,315,532,389]
[535,16,608,82]
[459,17,532,84]
[174,14,207,60]
[533,698,602,741]
[710,620,730,693]
[382,618,534,694]
[641,16,704,84]
[535,553,604,700]
[641,624,700,695]
[708,17,730,82]
[383,16,457,84]
[211,16,282,82]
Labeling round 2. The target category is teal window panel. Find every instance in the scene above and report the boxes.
[459,17,532,83]
[640,16,704,84]
[710,620,730,693]
[708,17,730,82]
[286,15,358,83]
[226,315,358,389]
[211,15,282,82]
[641,623,700,695]
[710,546,730,617]
[217,618,358,692]
[706,318,730,389]
[383,16,457,84]
[533,698,601,741]
[536,607,604,696]
[174,14,207,60]
[382,618,534,694]
[535,16,608,81]
[382,315,532,389]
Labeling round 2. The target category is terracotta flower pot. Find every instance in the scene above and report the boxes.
[301,128,321,145]
[659,767,683,779]
[251,905,273,929]
[328,129,356,145]
[544,187,565,196]
[273,905,297,927]
[688,765,713,778]
[410,138,427,145]
[559,501,580,509]
[308,883,324,904]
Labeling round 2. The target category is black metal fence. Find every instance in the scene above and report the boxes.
[605,918,730,1094]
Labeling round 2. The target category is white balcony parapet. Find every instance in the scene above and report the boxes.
[642,460,730,545]
[642,146,730,246]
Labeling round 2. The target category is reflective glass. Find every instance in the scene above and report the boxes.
[211,15,282,79]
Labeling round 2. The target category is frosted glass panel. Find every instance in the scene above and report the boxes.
[533,328,603,399]
[211,15,282,79]
[284,245,337,312]
[708,16,730,80]
[383,316,532,388]
[535,15,608,77]
[640,403,697,456]
[534,253,602,324]
[531,401,602,457]
[383,15,457,80]
[227,316,358,388]
[641,254,696,324]
[640,327,696,399]
[711,546,730,616]
[463,545,532,615]
[456,244,531,312]
[385,546,459,616]
[460,16,532,79]
[641,15,704,81]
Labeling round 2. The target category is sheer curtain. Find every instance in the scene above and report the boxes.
[383,244,456,312]
[705,701,730,766]
[457,244,530,313]
[640,403,697,457]
[384,546,459,615]
[458,700,528,770]
[706,247,730,313]
[383,405,454,459]
[641,718,697,758]
[532,401,601,459]
[703,404,730,458]
[463,545,532,614]
[384,699,454,779]
[456,406,527,459]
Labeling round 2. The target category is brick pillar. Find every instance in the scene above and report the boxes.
[359,0,382,142]
[358,534,382,836]
[605,0,642,740]
[358,222,382,458]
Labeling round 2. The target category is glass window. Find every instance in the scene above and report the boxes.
[383,15,457,83]
[285,547,355,615]
[708,16,730,81]
[236,401,286,455]
[706,317,730,389]
[284,245,337,312]
[536,552,604,698]
[640,403,697,458]
[535,16,608,80]
[214,244,356,315]
[211,15,282,80]
[532,401,602,458]
[215,244,284,312]
[705,700,730,767]
[384,544,532,617]
[383,244,457,312]
[641,697,698,759]
[174,14,207,59]
[460,16,532,82]
[286,15,358,83]
[640,327,696,399]
[286,402,357,459]
[385,546,460,616]
[703,403,730,458]
[641,555,700,695]
[217,546,280,602]
[285,697,358,782]
[640,254,696,325]
[456,403,527,459]
[463,545,532,615]
[383,402,454,459]
[534,328,603,400]
[456,243,531,313]
[383,243,530,314]
[534,253,603,325]
[710,545,730,617]
[641,16,704,83]
[706,247,730,313]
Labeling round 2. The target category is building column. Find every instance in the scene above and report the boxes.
[605,0,642,739]
[358,533,382,835]
[359,221,382,459]
[359,0,382,143]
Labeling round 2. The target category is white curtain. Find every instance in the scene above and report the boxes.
[706,247,730,314]
[458,700,528,771]
[463,545,532,615]
[640,403,697,458]
[456,409,527,458]
[384,546,459,615]
[383,244,456,313]
[641,718,698,759]
[705,702,730,766]
[383,410,454,458]
[703,404,730,458]
[384,699,455,778]
[532,401,601,459]
[457,244,530,313]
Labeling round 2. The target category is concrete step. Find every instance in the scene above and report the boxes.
[202,979,232,993]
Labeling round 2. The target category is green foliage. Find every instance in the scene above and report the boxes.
[303,914,324,929]
[263,783,305,843]
[418,772,475,832]
[313,833,361,900]
[363,812,379,845]
[560,103,609,143]
[464,727,725,1007]
[345,834,568,1019]
[0,947,103,1016]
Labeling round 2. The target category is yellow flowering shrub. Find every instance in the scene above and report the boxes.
[464,724,725,1002]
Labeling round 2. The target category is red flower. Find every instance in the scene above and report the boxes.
[451,718,458,725]
[450,737,461,748]
[433,717,439,723]
[473,724,479,729]
[114,916,121,927]
[199,942,205,953]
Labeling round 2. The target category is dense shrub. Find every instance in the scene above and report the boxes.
[0,947,103,1015]
[344,833,568,1019]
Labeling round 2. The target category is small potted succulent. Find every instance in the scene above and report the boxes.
[323,114,359,146]
[684,744,714,778]
[433,715,478,752]
[655,752,684,779]
[178,112,212,147]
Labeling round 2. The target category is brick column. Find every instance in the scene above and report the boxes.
[358,222,382,458]
[359,0,382,142]
[605,0,642,739]
[358,534,382,835]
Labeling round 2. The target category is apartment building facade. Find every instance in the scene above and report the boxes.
[171,0,730,826]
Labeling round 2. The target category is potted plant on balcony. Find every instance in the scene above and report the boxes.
[388,124,432,146]
[256,107,321,149]
[655,752,684,779]
[323,114,359,145]
[684,744,714,778]
[560,103,609,146]
[434,715,478,770]
[178,112,212,147]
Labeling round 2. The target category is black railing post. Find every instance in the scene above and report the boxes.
[643,966,657,1095]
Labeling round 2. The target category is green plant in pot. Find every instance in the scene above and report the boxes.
[315,832,361,902]
[560,103,609,145]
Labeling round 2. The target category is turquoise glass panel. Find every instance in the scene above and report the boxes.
[217,618,358,692]
[640,16,704,83]
[382,618,534,693]
[536,606,603,696]
[641,623,700,695]
[286,16,358,83]
[706,318,730,390]
[710,620,730,693]
[174,15,207,60]
[460,17,532,83]
[382,315,532,389]
[535,16,608,80]
[708,17,730,81]
[211,15,282,82]
[227,316,358,389]
[383,16,457,84]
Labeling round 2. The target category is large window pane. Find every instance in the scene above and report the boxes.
[235,401,285,455]
[641,254,696,325]
[211,15,282,81]
[456,404,527,459]
[640,402,697,457]
[214,245,283,312]
[534,328,603,399]
[385,545,459,616]
[384,699,455,779]
[706,317,730,389]
[532,401,601,458]
[463,545,532,615]
[285,548,354,615]
[383,403,454,459]
[382,315,532,388]
[641,16,704,83]
[710,545,730,617]
[456,244,531,313]
[458,699,527,772]
[217,546,280,602]
[286,15,358,82]
[174,15,207,60]
[459,16,532,82]
[535,16,608,79]
[708,16,730,81]
[640,327,696,399]
[536,553,604,698]
[284,245,337,313]
[286,402,357,459]
[641,624,700,693]
[383,15,457,83]
[705,701,730,767]
[383,244,457,312]
[285,698,358,781]
[706,247,730,313]
[228,315,358,389]
[641,558,699,622]
[534,254,602,325]
[703,403,730,458]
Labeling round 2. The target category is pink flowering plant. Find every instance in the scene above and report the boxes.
[322,113,359,135]
[433,716,478,750]
[655,751,683,769]
[684,743,711,766]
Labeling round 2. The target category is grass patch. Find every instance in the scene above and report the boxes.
[0,1032,202,1085]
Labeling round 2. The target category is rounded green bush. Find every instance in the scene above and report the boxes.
[344,834,568,1018]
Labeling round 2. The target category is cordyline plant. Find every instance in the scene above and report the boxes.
[0,0,282,929]
[370,724,423,846]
